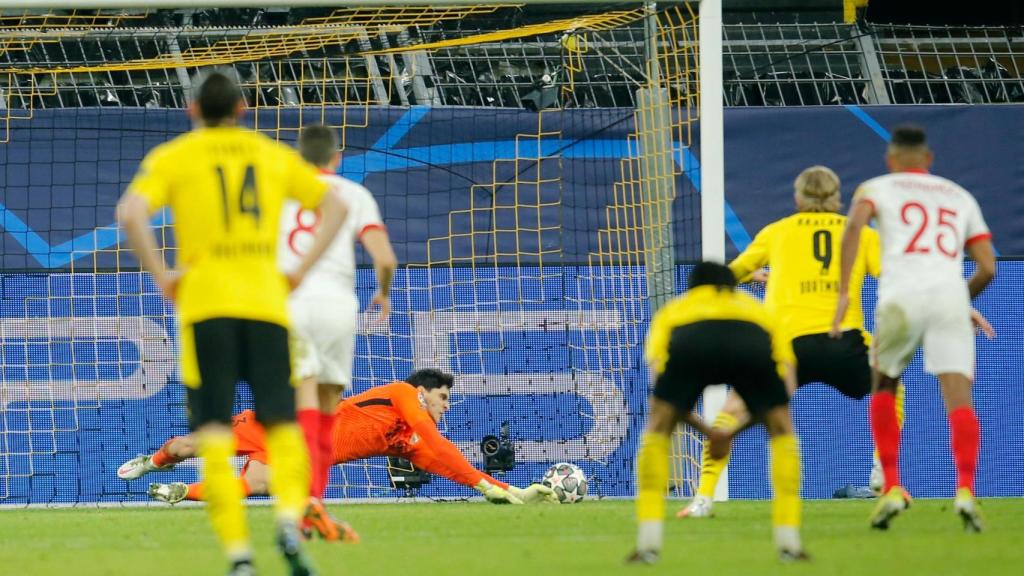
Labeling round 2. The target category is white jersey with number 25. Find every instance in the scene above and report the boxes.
[278,172,385,297]
[855,170,991,300]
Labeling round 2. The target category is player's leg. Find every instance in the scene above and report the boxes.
[792,330,906,492]
[291,314,324,500]
[295,298,357,542]
[156,458,267,504]
[243,320,315,576]
[313,383,343,496]
[629,395,682,565]
[735,357,806,560]
[302,379,349,543]
[678,389,749,518]
[117,434,196,480]
[185,319,254,570]
[295,373,323,498]
[925,306,983,531]
[761,402,806,561]
[309,294,356,501]
[868,299,919,528]
[871,381,905,493]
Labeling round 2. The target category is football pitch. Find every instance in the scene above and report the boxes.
[2,499,1022,575]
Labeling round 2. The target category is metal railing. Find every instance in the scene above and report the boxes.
[1,9,1023,109]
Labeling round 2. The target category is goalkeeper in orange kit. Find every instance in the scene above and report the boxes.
[120,369,556,526]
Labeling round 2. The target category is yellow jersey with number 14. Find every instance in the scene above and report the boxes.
[729,212,881,342]
[127,126,328,327]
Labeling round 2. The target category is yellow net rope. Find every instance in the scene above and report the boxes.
[4,3,706,497]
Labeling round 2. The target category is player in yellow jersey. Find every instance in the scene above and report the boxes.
[678,166,902,519]
[117,70,348,576]
[629,262,806,564]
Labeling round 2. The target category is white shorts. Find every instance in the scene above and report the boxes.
[872,289,975,379]
[288,292,358,389]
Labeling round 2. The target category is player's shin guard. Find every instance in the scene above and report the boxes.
[635,432,670,552]
[696,412,738,498]
[296,409,322,498]
[314,412,337,498]
[265,423,311,523]
[949,406,980,494]
[198,431,251,561]
[870,391,901,492]
[769,434,801,547]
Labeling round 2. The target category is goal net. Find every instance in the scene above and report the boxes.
[0,2,706,504]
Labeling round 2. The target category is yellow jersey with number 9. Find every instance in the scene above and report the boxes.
[127,126,327,327]
[729,212,881,342]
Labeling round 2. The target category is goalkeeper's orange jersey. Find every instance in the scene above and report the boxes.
[330,382,507,489]
[728,212,881,342]
[231,381,506,489]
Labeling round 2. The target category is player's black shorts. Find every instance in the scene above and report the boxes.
[652,319,789,418]
[186,318,295,428]
[792,329,871,400]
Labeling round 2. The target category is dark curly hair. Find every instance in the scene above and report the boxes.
[406,368,455,391]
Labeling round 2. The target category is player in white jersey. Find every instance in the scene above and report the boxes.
[832,125,996,532]
[282,124,397,539]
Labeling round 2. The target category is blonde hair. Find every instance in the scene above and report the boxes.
[794,165,841,213]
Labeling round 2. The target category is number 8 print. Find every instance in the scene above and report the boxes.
[288,208,321,255]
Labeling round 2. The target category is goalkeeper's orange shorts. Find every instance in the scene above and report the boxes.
[231,409,270,466]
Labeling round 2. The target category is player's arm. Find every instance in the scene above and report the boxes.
[862,227,883,278]
[390,387,491,488]
[118,149,176,300]
[728,226,771,283]
[967,238,996,299]
[964,198,996,299]
[361,228,397,322]
[966,235,997,339]
[392,388,552,503]
[962,197,997,338]
[832,192,874,337]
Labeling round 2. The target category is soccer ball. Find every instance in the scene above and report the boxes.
[542,462,588,503]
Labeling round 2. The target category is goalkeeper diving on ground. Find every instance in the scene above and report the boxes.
[119,369,557,518]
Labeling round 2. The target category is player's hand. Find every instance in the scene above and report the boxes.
[475,481,524,505]
[370,290,391,323]
[508,483,558,504]
[155,270,181,302]
[970,307,996,339]
[751,269,769,284]
[830,293,849,339]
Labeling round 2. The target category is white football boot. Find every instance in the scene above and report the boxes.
[676,495,714,518]
[117,455,174,480]
[148,482,189,504]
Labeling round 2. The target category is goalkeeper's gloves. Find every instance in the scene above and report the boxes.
[508,483,559,504]
[475,480,523,505]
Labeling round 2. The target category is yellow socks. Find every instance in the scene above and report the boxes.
[198,430,251,561]
[265,423,311,523]
[769,433,802,529]
[696,411,738,498]
[636,431,671,551]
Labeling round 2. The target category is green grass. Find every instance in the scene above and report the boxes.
[1,499,1022,575]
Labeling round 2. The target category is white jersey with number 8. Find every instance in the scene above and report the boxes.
[279,172,385,295]
[854,170,991,378]
[277,172,385,387]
